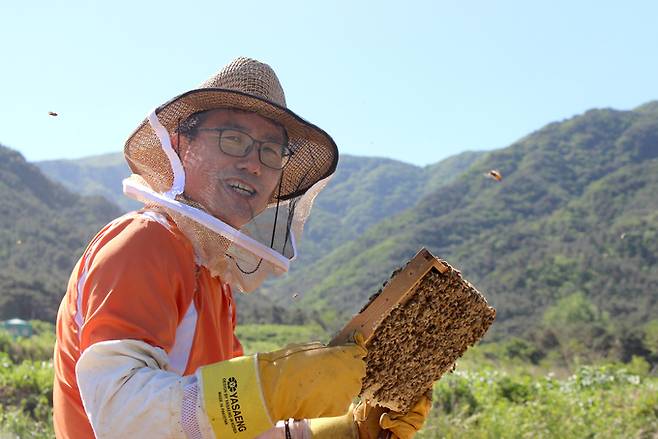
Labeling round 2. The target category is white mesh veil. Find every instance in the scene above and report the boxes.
[123,109,330,292]
[122,58,338,292]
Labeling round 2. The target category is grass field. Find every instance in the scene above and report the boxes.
[1,324,656,438]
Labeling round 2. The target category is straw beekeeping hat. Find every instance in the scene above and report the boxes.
[124,57,338,202]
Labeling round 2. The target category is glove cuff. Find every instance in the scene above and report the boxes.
[198,355,273,438]
[307,412,358,439]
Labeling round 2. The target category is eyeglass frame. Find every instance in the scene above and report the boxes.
[196,127,293,170]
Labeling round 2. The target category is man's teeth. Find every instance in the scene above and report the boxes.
[228,182,255,195]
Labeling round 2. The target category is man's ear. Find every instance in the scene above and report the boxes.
[170,131,180,153]
[171,131,191,160]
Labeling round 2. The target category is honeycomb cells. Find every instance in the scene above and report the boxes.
[361,264,496,412]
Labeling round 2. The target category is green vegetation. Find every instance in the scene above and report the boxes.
[422,363,657,438]
[0,322,55,439]
[0,321,55,363]
[0,323,323,438]
[2,102,658,436]
[0,146,121,322]
[258,153,483,302]
[10,104,658,339]
[36,152,140,212]
[2,323,657,438]
[417,338,657,437]
[24,149,486,327]
[236,323,328,353]
[33,151,485,324]
[0,357,54,439]
[273,103,658,345]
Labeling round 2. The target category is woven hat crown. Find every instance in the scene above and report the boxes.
[200,57,287,107]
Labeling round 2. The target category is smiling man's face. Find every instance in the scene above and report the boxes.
[174,108,285,228]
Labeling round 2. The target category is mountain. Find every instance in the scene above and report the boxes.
[35,151,484,240]
[23,101,657,342]
[292,152,483,263]
[278,103,658,337]
[2,145,314,324]
[35,151,485,265]
[36,152,140,211]
[34,151,486,322]
[0,146,122,320]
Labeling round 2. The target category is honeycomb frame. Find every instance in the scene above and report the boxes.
[331,248,496,412]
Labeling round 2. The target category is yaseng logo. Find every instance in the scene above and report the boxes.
[223,376,246,432]
[227,376,238,393]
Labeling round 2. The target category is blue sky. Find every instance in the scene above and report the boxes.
[1,0,657,166]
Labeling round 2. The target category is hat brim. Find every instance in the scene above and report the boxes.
[124,88,338,202]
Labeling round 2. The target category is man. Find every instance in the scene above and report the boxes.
[53,57,430,438]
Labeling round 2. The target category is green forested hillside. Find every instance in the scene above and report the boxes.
[33,151,485,323]
[2,105,658,438]
[1,146,314,324]
[282,103,658,343]
[423,150,487,196]
[2,322,656,438]
[302,156,425,261]
[259,152,484,301]
[0,146,122,320]
[308,151,485,257]
[9,102,658,344]
[36,152,140,211]
[35,152,484,262]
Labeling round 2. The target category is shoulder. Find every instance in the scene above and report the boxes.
[77,211,199,349]
[87,210,195,273]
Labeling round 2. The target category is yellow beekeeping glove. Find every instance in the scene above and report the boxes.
[308,393,432,439]
[353,401,387,439]
[307,411,358,438]
[378,394,432,439]
[199,340,367,438]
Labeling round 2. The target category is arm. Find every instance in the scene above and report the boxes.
[77,338,367,438]
[74,217,366,438]
[76,339,200,438]
[73,216,207,437]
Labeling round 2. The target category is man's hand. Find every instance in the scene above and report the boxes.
[308,391,433,439]
[374,394,433,439]
[259,341,367,420]
[199,340,366,438]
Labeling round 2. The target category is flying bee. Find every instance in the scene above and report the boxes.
[48,111,58,117]
[291,292,301,301]
[487,169,502,181]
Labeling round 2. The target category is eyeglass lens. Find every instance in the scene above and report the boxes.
[219,129,290,169]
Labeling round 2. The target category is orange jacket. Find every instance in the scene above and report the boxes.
[53,211,243,438]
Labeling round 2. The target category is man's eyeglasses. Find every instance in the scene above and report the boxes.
[197,128,292,170]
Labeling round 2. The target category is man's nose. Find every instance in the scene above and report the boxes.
[236,146,262,175]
